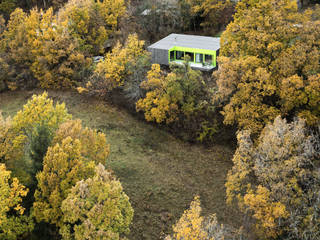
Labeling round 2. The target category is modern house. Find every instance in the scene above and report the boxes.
[147,33,220,71]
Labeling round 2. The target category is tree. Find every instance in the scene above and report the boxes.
[166,196,243,240]
[0,164,34,239]
[52,119,109,165]
[29,8,92,89]
[136,63,220,141]
[0,8,36,89]
[0,92,70,186]
[58,0,126,56]
[214,0,320,134]
[60,163,134,240]
[226,116,320,239]
[33,119,109,228]
[80,34,150,95]
[33,137,96,227]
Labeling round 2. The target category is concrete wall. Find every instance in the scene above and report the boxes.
[148,47,169,65]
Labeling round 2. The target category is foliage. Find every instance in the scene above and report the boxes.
[60,163,133,240]
[81,34,150,95]
[0,164,34,239]
[33,137,96,227]
[0,0,17,19]
[136,63,220,141]
[28,8,91,89]
[166,196,243,240]
[52,119,110,165]
[226,116,320,239]
[186,0,234,34]
[0,92,70,186]
[33,118,109,228]
[137,63,204,124]
[58,0,126,56]
[0,7,91,90]
[29,123,53,174]
[0,8,36,89]
[215,0,320,134]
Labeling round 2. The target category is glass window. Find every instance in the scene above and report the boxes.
[195,53,203,63]
[205,55,213,65]
[170,51,175,61]
[185,52,194,62]
[176,51,184,60]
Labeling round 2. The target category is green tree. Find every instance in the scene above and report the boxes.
[214,0,320,134]
[29,123,53,174]
[0,164,34,239]
[226,116,320,239]
[60,163,134,240]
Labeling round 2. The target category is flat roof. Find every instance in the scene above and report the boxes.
[148,33,220,51]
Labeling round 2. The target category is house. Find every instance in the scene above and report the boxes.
[147,33,220,71]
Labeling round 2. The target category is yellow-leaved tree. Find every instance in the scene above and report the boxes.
[60,163,133,240]
[0,164,34,239]
[214,0,320,134]
[226,116,320,239]
[136,63,220,141]
[166,196,242,240]
[0,8,36,89]
[29,8,92,89]
[0,92,70,186]
[95,34,149,91]
[0,7,91,90]
[33,119,109,228]
[58,0,126,56]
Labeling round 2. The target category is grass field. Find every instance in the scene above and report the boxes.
[0,89,241,240]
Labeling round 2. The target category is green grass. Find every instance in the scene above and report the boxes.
[0,89,241,240]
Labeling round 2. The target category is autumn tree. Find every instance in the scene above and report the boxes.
[166,196,243,240]
[0,92,70,186]
[0,7,91,90]
[226,116,320,239]
[58,0,126,56]
[29,8,92,89]
[0,164,34,239]
[52,119,109,165]
[80,34,150,96]
[0,8,36,89]
[137,63,220,141]
[60,163,133,240]
[33,119,109,228]
[214,0,320,134]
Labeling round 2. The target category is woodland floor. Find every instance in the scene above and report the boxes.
[0,89,241,240]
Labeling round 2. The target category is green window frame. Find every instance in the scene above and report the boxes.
[168,46,216,67]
